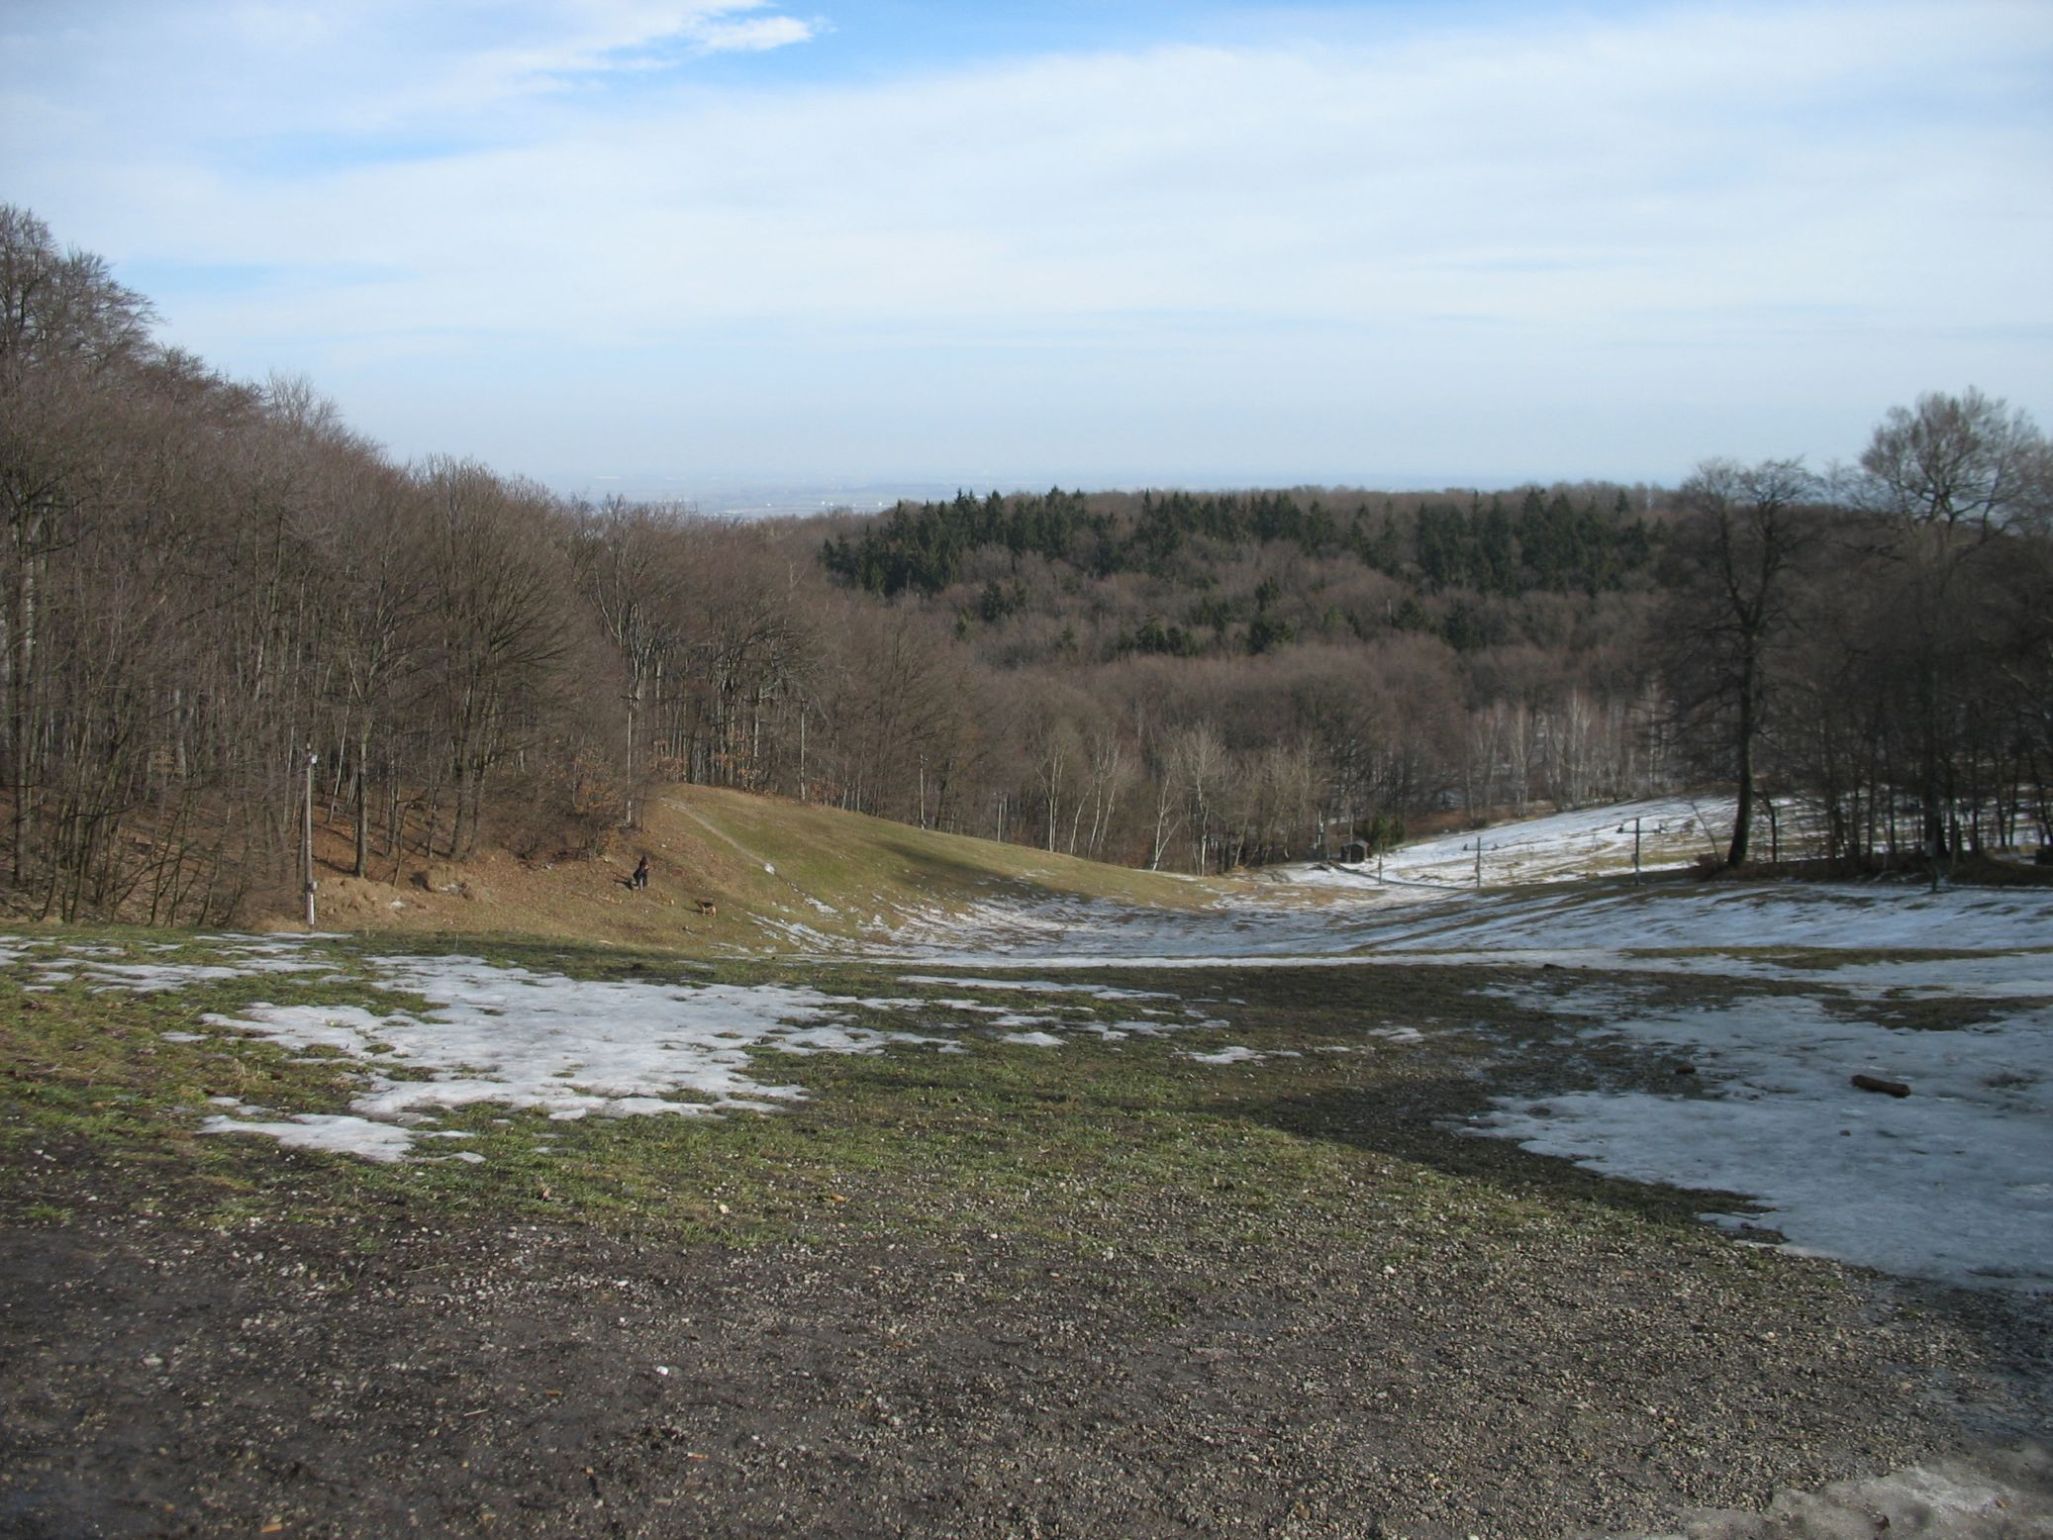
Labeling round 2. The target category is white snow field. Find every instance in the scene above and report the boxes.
[1305,794,1730,888]
[193,968,872,1161]
[871,862,2051,982]
[858,838,2053,1290]
[0,937,1216,1166]
[7,798,2049,1290]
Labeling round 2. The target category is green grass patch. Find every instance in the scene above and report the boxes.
[1820,990,2051,1033]
[0,930,1767,1272]
[666,786,1220,941]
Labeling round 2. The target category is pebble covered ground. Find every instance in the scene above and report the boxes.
[4,1138,2047,1539]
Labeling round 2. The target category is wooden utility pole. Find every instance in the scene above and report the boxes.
[1621,816,1644,883]
[302,750,318,928]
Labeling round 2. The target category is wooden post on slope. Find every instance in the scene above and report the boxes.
[302,749,317,929]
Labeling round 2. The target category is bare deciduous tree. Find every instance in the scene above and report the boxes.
[1661,457,1821,866]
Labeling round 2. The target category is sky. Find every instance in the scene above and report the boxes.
[4,0,2050,504]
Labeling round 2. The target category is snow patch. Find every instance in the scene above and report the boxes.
[201,1108,418,1163]
[192,956,955,1163]
[1187,1046,1263,1065]
[1467,996,2053,1291]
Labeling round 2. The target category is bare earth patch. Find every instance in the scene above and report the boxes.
[3,1183,2048,1540]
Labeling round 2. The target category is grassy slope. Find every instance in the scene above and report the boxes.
[293,784,1223,954]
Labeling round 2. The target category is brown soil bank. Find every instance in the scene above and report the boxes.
[278,783,1219,954]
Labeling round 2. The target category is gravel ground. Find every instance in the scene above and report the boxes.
[3,1176,2046,1539]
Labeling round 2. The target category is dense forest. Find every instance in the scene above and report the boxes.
[4,205,2049,923]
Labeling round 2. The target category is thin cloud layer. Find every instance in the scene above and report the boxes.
[693,13,818,53]
[1,0,2047,488]
[458,0,821,89]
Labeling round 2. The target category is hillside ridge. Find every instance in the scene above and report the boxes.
[278,783,1222,952]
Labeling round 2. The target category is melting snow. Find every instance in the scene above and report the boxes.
[897,975,1173,1002]
[188,956,959,1159]
[200,1109,419,1163]
[7,797,2050,1291]
[1299,795,1726,889]
[1468,996,2053,1291]
[1186,1046,1263,1065]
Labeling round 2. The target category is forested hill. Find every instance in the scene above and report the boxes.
[5,203,2049,929]
[793,477,1681,880]
[818,484,1657,662]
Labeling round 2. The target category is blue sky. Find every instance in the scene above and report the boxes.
[4,0,2050,501]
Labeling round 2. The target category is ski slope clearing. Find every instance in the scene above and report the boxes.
[1303,795,1730,888]
[9,802,2051,1296]
[886,877,2053,1290]
[10,840,2050,1293]
[875,860,2052,978]
[796,801,2050,1293]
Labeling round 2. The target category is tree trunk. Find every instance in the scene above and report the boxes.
[1726,655,1757,867]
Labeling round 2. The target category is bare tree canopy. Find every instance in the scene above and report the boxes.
[3,205,2050,920]
[1660,458,1824,866]
[1858,387,2051,537]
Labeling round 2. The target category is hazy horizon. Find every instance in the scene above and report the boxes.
[572,471,1676,520]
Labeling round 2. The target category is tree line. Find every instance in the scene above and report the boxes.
[1661,410,2051,870]
[821,483,1656,606]
[4,205,2048,923]
[1,207,804,919]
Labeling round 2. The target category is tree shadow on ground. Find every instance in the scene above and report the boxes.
[1224,1076,1774,1235]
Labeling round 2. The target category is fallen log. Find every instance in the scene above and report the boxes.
[1851,1073,1911,1098]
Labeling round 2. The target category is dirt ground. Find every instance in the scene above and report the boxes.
[3,1158,2047,1540]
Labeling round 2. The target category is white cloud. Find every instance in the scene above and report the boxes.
[449,0,816,99]
[0,0,819,148]
[5,0,2049,484]
[691,13,816,54]
[211,8,2043,331]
